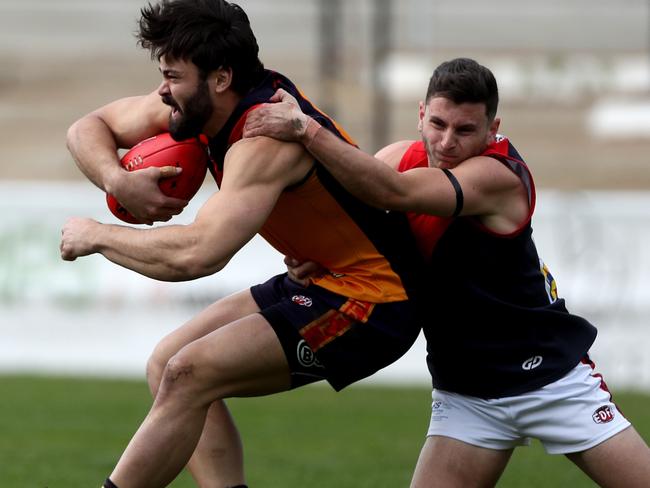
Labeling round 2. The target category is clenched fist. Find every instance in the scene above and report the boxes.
[60,217,100,261]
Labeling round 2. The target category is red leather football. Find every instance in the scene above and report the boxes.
[106,132,209,224]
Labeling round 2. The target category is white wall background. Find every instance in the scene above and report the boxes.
[0,0,648,390]
[1,182,648,390]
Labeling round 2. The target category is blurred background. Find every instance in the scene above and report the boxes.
[1,0,649,388]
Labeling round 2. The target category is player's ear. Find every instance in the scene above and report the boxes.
[487,117,500,143]
[213,67,233,93]
[417,101,425,132]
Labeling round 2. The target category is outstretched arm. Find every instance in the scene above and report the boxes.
[67,91,188,225]
[61,137,310,281]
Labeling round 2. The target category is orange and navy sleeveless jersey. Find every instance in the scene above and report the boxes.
[207,70,423,303]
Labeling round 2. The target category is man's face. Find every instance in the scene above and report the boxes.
[418,96,499,169]
[158,56,213,141]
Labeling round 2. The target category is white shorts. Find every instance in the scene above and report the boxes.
[426,360,631,454]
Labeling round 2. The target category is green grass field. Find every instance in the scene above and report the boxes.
[1,375,648,487]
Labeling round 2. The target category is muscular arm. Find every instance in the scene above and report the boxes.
[61,137,310,281]
[293,121,525,220]
[67,91,187,224]
[244,92,528,230]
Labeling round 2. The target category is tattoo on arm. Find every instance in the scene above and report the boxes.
[292,117,307,133]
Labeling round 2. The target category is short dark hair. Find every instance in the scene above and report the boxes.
[137,0,265,95]
[425,58,499,121]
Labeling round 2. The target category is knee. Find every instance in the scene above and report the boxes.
[156,342,237,409]
[157,348,210,402]
[146,338,176,395]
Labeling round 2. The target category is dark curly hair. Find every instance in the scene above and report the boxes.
[137,0,265,95]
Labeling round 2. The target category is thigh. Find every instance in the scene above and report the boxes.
[411,436,513,488]
[152,288,261,364]
[171,311,292,399]
[566,426,650,488]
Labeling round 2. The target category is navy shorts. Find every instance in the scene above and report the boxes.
[250,273,420,391]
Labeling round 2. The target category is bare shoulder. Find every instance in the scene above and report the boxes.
[228,135,305,163]
[454,155,530,230]
[455,154,522,190]
[374,140,417,169]
[225,136,310,186]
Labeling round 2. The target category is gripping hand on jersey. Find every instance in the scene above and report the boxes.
[284,255,326,287]
[243,89,311,142]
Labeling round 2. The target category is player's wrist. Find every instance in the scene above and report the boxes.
[103,163,126,196]
[301,117,322,150]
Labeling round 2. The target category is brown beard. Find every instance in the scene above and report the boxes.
[167,80,213,141]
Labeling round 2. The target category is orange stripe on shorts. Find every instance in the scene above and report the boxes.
[300,299,375,352]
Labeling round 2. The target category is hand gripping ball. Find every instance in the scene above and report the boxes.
[106,133,209,224]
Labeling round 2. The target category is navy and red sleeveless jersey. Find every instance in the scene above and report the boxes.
[206,69,424,305]
[399,136,597,398]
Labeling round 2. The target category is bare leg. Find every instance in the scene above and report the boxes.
[145,290,260,486]
[410,436,513,488]
[566,426,650,488]
[111,313,290,487]
[187,404,244,488]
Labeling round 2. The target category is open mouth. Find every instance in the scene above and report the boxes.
[168,104,184,124]
[162,95,181,117]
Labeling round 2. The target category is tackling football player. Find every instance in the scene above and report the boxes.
[243,57,650,488]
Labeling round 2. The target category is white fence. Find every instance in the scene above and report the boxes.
[0,182,649,390]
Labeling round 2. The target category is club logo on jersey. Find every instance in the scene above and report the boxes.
[291,295,313,307]
[522,355,543,370]
[592,405,615,424]
[297,340,324,368]
[540,259,558,303]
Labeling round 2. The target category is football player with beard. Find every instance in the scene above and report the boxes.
[61,1,425,487]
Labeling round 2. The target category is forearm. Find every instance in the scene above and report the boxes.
[94,224,224,282]
[301,120,407,209]
[66,115,124,194]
